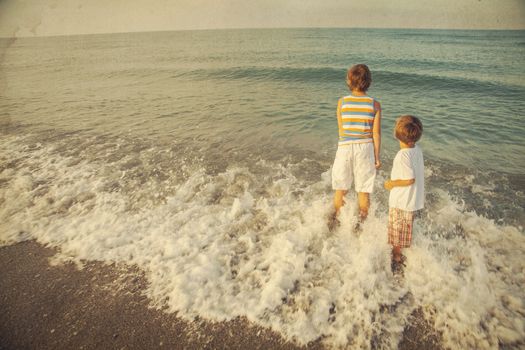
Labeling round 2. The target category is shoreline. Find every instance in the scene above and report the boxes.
[0,240,441,349]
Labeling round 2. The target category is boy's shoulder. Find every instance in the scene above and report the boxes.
[412,144,423,156]
[341,94,379,106]
[395,146,424,161]
[341,94,376,100]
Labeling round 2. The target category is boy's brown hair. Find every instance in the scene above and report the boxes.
[395,115,423,144]
[346,64,372,92]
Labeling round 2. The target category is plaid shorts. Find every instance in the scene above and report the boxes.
[388,208,416,248]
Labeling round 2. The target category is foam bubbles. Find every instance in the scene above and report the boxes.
[1,134,524,349]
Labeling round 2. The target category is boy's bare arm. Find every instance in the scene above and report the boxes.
[384,178,415,190]
[336,98,343,136]
[373,100,381,169]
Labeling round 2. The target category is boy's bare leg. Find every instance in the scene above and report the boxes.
[391,245,405,275]
[392,246,402,262]
[333,190,348,215]
[328,190,347,231]
[357,192,370,221]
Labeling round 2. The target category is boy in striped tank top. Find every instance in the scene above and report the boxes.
[330,64,381,229]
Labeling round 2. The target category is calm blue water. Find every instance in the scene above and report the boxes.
[3,29,525,170]
[1,28,525,349]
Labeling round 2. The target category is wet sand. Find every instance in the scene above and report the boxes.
[0,241,441,349]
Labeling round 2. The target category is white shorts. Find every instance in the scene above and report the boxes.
[331,143,376,192]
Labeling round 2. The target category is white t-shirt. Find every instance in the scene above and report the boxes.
[389,145,425,211]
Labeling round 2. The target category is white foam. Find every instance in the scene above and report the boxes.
[1,134,524,349]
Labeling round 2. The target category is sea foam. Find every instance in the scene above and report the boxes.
[1,134,524,349]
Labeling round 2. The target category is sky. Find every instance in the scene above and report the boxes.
[0,0,524,37]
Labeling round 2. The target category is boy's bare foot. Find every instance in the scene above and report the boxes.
[353,212,367,233]
[391,260,403,276]
[391,255,406,276]
[327,212,340,232]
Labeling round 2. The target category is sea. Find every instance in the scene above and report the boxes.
[1,28,524,349]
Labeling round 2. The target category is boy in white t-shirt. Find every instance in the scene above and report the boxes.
[384,115,424,274]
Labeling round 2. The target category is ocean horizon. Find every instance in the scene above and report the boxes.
[4,26,525,39]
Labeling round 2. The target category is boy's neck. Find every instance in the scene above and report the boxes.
[351,89,367,96]
[399,141,415,149]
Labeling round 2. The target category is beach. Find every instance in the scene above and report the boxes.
[1,28,524,349]
[0,241,441,349]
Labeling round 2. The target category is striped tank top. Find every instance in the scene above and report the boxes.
[338,94,376,146]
